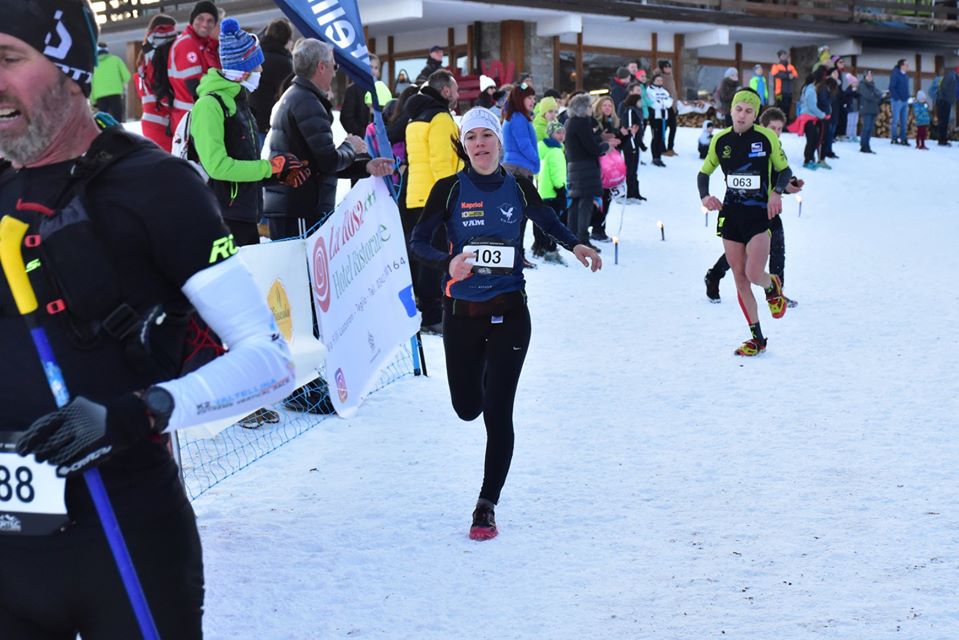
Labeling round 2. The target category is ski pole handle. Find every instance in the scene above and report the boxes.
[0,215,160,640]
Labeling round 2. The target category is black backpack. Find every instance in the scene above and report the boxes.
[18,125,225,378]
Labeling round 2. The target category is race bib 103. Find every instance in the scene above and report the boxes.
[463,242,516,275]
[0,432,69,536]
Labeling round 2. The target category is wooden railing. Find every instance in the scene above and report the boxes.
[646,0,959,28]
[94,0,959,30]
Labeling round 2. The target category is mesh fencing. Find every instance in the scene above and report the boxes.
[176,342,418,501]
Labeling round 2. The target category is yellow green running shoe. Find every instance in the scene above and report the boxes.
[766,274,787,319]
[735,337,767,357]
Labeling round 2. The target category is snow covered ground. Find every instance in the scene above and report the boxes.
[190,126,959,639]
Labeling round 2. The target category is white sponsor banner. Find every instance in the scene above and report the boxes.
[307,178,420,417]
[676,100,713,115]
[183,241,324,438]
[239,239,325,389]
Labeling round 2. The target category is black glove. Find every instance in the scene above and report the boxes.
[270,153,311,188]
[17,395,152,478]
[554,186,567,207]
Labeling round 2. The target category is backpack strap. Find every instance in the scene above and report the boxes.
[54,125,157,211]
[185,91,230,166]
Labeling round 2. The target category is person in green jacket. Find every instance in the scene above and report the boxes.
[191,18,308,246]
[90,43,131,121]
[748,64,772,107]
[532,95,559,142]
[534,120,567,264]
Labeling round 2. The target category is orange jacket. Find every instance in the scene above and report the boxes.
[770,63,798,97]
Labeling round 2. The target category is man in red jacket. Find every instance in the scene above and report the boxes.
[168,0,220,134]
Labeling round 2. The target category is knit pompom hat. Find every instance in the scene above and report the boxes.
[218,18,264,72]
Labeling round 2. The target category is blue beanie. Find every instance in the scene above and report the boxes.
[218,18,264,72]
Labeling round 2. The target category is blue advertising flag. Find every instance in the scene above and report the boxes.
[274,0,397,197]
[273,0,374,91]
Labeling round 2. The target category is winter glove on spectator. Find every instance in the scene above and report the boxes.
[270,153,311,188]
[17,395,152,478]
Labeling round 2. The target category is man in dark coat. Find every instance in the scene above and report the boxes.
[266,39,393,240]
[936,67,957,146]
[414,45,444,84]
[250,18,293,144]
[339,53,380,137]
[608,66,631,111]
[564,94,612,249]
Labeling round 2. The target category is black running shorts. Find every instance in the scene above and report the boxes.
[717,206,770,244]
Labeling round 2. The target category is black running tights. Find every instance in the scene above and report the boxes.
[443,303,531,504]
[0,502,204,639]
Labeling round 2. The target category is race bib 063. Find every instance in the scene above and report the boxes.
[0,432,68,536]
[727,174,760,191]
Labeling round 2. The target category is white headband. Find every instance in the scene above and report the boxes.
[459,107,503,147]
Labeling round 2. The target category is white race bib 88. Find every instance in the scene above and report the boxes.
[0,433,68,536]
[727,174,760,191]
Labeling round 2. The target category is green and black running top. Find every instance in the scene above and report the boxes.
[698,125,792,209]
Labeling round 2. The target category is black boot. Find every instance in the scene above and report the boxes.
[282,378,336,414]
[704,269,722,302]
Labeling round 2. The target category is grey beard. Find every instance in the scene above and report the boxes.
[0,75,74,166]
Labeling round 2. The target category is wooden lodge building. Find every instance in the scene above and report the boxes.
[97,0,959,118]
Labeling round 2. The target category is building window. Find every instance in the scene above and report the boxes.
[558,50,655,95]
[697,65,735,102]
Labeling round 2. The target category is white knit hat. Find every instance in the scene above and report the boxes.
[458,107,503,146]
[479,74,496,92]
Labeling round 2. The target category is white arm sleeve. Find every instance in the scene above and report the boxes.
[156,257,296,432]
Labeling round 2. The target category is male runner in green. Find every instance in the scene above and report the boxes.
[699,88,792,356]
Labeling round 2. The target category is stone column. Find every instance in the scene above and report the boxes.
[526,25,555,92]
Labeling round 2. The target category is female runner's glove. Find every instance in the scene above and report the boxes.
[16,395,153,478]
[270,153,311,188]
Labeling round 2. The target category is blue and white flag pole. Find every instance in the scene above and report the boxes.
[274,0,397,199]
[273,0,422,370]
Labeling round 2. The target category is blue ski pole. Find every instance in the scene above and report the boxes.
[0,215,160,640]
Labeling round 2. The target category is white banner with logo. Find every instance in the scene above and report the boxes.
[307,178,420,417]
[183,240,325,438]
[239,239,325,389]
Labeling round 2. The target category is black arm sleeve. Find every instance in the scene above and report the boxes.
[697,172,711,200]
[517,177,580,251]
[773,166,793,194]
[409,176,457,271]
[185,78,200,100]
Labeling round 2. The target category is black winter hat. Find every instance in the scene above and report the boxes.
[190,1,218,24]
[0,0,99,96]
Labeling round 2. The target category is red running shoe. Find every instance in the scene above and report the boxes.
[469,501,498,541]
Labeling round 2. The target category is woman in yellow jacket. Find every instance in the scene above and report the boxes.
[402,70,462,332]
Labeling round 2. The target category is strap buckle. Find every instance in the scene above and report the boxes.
[101,303,141,341]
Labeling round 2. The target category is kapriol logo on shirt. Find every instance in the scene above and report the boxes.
[461,201,485,227]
